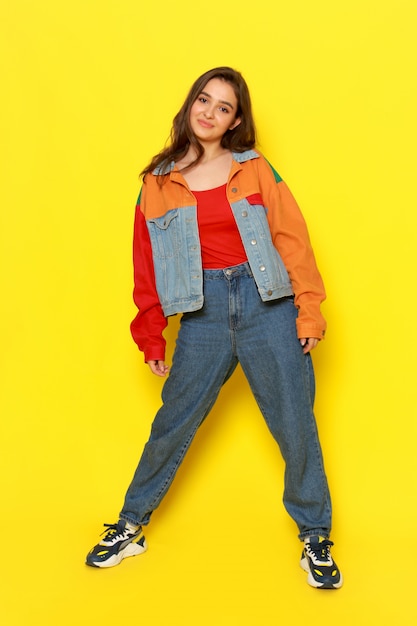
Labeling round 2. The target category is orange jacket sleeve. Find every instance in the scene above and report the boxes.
[257,157,327,340]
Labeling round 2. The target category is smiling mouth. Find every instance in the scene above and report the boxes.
[198,120,214,128]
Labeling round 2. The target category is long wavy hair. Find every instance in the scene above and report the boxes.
[140,67,257,180]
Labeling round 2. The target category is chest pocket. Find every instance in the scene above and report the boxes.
[147,209,182,259]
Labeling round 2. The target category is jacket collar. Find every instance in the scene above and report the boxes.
[153,149,259,176]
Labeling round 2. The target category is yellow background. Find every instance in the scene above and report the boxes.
[1,0,416,624]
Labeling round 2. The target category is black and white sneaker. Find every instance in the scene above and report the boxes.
[86,520,147,568]
[300,536,343,589]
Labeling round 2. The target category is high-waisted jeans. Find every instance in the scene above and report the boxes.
[120,262,332,539]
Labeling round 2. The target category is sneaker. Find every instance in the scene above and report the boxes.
[300,536,343,589]
[86,520,147,568]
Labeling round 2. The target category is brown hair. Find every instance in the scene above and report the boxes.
[140,67,257,179]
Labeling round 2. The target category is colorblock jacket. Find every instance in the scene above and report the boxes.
[131,150,326,362]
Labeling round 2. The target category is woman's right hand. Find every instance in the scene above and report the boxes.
[147,360,170,377]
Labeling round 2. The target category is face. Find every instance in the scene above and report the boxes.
[189,78,241,146]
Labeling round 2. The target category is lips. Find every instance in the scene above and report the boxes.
[197,119,214,128]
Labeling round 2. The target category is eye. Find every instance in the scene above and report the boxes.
[219,106,230,114]
[199,97,208,104]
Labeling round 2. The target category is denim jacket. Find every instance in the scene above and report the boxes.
[131,150,326,360]
[147,150,293,316]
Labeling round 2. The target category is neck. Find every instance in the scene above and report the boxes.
[176,143,231,172]
[202,144,228,162]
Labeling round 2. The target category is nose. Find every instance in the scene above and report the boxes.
[204,105,215,118]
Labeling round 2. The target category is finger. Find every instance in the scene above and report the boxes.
[302,338,318,354]
[148,360,169,377]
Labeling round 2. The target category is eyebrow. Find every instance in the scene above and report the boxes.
[200,91,235,110]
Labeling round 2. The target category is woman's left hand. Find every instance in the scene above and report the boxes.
[300,338,319,354]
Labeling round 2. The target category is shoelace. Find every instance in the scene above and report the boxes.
[306,539,334,564]
[101,522,127,541]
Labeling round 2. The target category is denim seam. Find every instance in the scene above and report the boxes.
[147,429,198,512]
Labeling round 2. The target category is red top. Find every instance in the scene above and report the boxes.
[193,184,248,269]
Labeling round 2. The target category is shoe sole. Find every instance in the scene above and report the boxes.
[86,537,148,568]
[300,556,343,589]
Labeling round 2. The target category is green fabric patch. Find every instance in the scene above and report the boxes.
[266,159,282,183]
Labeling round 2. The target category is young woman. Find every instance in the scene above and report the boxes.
[86,67,343,589]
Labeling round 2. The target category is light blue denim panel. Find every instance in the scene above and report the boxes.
[230,198,293,301]
[146,205,204,317]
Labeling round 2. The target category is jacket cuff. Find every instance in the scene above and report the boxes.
[143,347,166,363]
[296,321,326,340]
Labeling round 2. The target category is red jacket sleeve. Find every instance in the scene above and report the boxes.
[130,193,168,362]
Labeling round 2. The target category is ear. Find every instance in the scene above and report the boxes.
[229,117,241,131]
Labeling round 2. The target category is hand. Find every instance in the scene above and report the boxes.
[147,360,170,377]
[299,338,319,354]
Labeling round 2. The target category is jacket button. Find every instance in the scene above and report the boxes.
[242,211,248,217]
[251,239,257,245]
[232,187,238,193]
[267,290,273,296]
[260,265,266,272]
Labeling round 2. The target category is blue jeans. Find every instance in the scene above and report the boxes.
[121,262,332,539]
